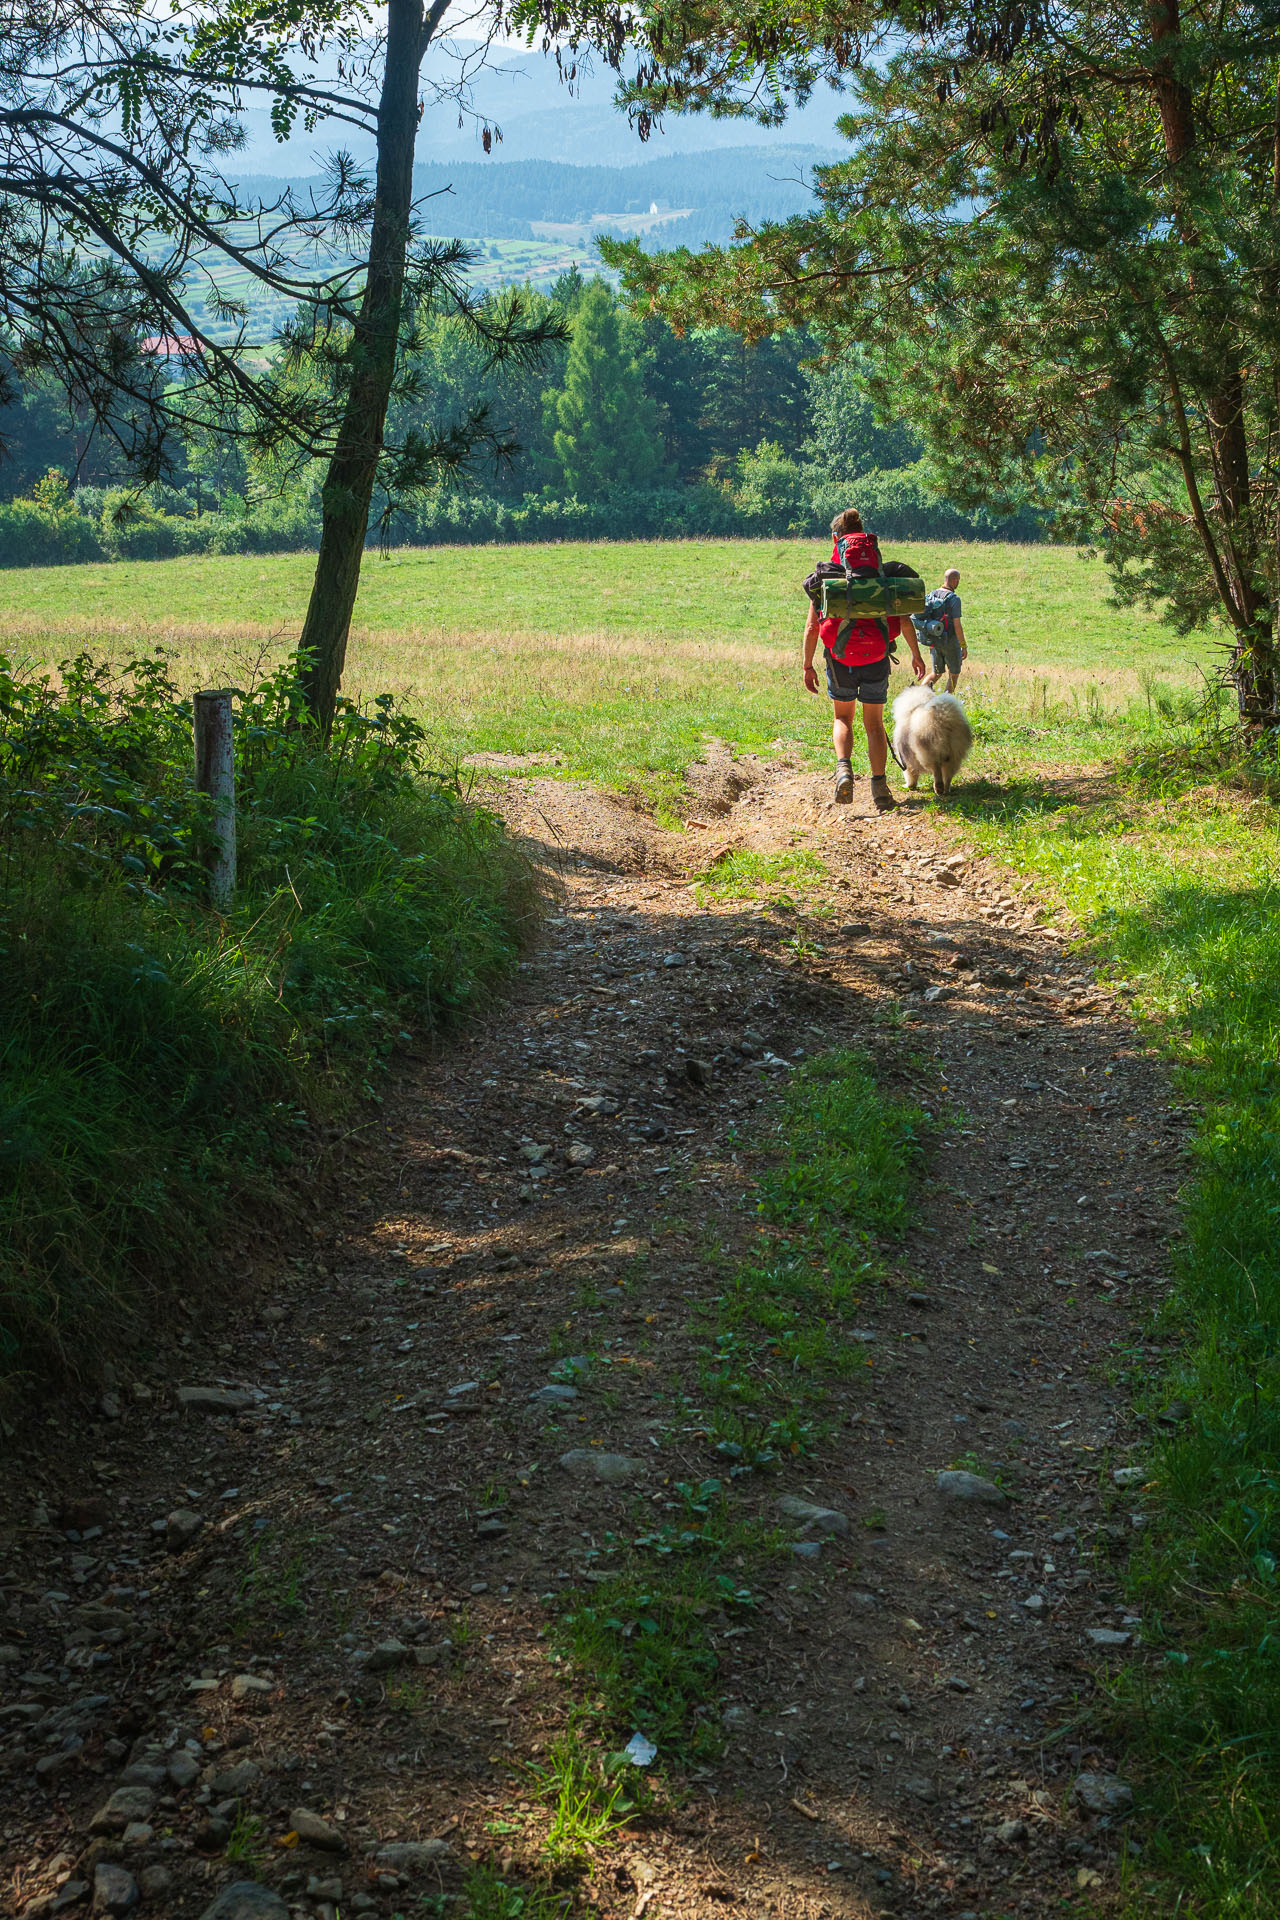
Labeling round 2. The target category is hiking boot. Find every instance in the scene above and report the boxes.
[834,758,854,804]
[870,773,897,813]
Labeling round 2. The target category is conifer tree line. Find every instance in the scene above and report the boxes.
[1,270,1028,557]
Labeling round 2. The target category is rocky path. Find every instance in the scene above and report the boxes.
[0,754,1186,1920]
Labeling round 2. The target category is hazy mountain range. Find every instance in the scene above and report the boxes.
[230,38,848,173]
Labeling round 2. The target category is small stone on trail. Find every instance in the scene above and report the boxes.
[1086,1627,1132,1648]
[138,1867,172,1900]
[200,1886,290,1920]
[663,951,687,967]
[903,1776,939,1803]
[165,1509,204,1552]
[936,1469,1007,1506]
[565,1140,595,1166]
[193,1816,232,1852]
[1074,1771,1134,1817]
[995,1819,1029,1845]
[90,1786,155,1833]
[168,1750,200,1789]
[777,1495,851,1537]
[374,1840,450,1873]
[1021,1593,1046,1614]
[721,1704,755,1734]
[305,1876,344,1901]
[177,1386,255,1415]
[290,1807,347,1852]
[1113,1466,1146,1487]
[792,1540,822,1559]
[261,1304,285,1326]
[529,1384,578,1406]
[364,1641,411,1673]
[558,1449,641,1484]
[230,1673,272,1702]
[92,1864,138,1915]
[209,1760,260,1795]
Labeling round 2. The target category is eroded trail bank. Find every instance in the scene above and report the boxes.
[1,761,1186,1920]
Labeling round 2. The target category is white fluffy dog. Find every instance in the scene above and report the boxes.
[892,686,973,795]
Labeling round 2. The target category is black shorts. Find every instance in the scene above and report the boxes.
[824,648,890,707]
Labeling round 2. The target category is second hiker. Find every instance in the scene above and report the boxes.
[802,508,926,813]
[914,568,968,691]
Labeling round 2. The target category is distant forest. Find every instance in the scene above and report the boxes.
[236,147,828,245]
[0,273,1039,557]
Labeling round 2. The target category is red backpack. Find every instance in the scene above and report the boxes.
[822,532,894,667]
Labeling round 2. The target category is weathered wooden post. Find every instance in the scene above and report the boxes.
[194,689,236,910]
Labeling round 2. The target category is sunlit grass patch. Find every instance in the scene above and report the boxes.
[695,846,824,901]
[523,1724,649,1863]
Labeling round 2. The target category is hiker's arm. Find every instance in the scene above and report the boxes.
[803,602,821,692]
[953,616,968,657]
[902,617,927,682]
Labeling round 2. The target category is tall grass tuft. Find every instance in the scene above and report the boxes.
[0,650,531,1380]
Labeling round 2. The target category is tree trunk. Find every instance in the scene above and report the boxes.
[296,0,431,734]
[1149,0,1276,719]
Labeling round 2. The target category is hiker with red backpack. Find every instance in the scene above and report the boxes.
[802,508,927,813]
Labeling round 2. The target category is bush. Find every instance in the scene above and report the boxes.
[0,472,105,564]
[813,461,1043,543]
[0,651,532,1379]
[0,465,1043,568]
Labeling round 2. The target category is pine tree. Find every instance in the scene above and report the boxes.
[544,283,666,497]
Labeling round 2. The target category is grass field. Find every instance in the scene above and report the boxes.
[1,539,1222,801]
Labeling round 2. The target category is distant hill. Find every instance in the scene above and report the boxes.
[233,148,829,248]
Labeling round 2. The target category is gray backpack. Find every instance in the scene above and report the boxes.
[916,589,954,648]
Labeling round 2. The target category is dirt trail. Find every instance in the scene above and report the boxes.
[0,755,1186,1920]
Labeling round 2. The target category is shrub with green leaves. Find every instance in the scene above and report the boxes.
[0,649,530,1378]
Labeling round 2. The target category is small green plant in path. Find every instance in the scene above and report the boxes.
[695,847,823,903]
[525,1723,649,1862]
[954,753,1280,1918]
[558,1568,750,1759]
[422,1865,569,1920]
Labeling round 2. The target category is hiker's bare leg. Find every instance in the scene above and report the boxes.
[946,670,961,693]
[861,702,888,778]
[832,702,856,761]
